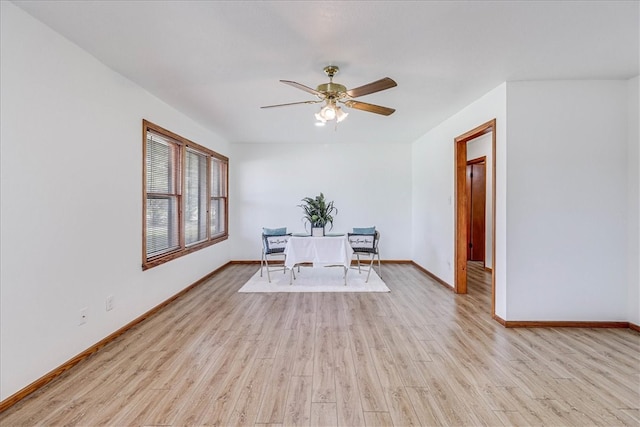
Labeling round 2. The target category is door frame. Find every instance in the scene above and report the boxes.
[454,119,496,315]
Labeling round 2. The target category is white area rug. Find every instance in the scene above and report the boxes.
[238,266,390,293]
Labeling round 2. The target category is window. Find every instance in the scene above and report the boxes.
[143,120,228,270]
[210,157,228,238]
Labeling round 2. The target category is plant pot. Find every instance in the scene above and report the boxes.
[311,227,325,237]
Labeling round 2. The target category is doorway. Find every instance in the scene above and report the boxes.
[454,119,496,316]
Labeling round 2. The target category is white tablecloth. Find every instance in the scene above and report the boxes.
[284,235,354,269]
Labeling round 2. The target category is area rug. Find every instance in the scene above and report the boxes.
[238,266,390,293]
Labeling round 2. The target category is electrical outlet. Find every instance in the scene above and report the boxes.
[79,308,88,325]
[106,295,114,311]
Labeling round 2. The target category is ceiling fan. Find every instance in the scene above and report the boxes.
[261,65,397,125]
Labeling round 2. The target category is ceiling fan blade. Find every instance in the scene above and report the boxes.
[261,100,322,109]
[346,77,397,98]
[343,100,395,116]
[280,80,325,97]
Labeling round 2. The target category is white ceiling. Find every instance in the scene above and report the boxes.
[13,1,639,145]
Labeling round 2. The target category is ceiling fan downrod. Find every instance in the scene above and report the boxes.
[317,65,347,97]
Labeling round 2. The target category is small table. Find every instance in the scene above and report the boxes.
[284,235,354,285]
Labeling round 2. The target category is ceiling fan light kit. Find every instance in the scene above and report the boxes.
[262,65,397,127]
[315,101,348,122]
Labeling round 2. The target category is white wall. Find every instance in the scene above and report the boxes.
[467,133,494,269]
[0,2,231,401]
[411,83,507,317]
[230,142,413,261]
[505,80,629,321]
[628,76,640,326]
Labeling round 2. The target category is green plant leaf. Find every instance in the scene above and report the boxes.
[298,192,338,230]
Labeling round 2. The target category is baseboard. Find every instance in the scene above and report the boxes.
[492,314,633,329]
[502,320,630,329]
[410,261,453,290]
[0,261,233,413]
[484,266,492,273]
[492,314,506,326]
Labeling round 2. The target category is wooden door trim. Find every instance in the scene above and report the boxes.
[467,156,486,165]
[454,119,496,317]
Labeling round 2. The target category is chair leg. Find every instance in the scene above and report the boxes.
[356,253,362,273]
[290,264,299,281]
[376,251,382,278]
[265,256,272,283]
[260,252,265,277]
[365,254,375,283]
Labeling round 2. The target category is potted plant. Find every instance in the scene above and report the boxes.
[298,192,338,236]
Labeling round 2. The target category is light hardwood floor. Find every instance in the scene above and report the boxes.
[1,262,638,426]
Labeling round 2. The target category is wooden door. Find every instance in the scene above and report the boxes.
[466,159,486,262]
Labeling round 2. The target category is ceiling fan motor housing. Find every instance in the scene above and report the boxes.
[316,82,347,99]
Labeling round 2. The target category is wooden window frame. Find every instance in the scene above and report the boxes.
[142,119,228,270]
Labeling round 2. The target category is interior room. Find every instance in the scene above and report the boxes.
[1,1,638,424]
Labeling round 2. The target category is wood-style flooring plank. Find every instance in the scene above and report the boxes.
[311,325,336,403]
[255,329,297,424]
[333,332,365,427]
[347,323,388,413]
[283,375,312,427]
[310,402,336,427]
[363,411,394,427]
[226,358,274,426]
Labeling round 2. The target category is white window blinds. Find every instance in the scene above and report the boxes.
[211,157,227,237]
[185,148,208,246]
[146,132,181,258]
